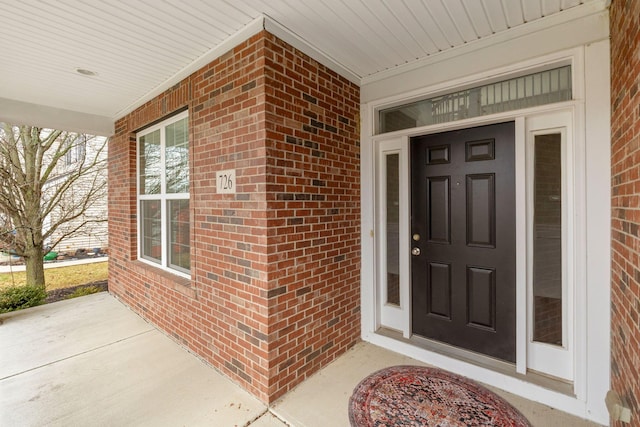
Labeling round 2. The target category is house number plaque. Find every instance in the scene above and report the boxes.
[216,169,236,194]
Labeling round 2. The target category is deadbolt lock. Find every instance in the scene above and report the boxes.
[412,233,420,241]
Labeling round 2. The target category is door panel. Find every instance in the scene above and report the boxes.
[411,122,516,362]
[466,173,495,247]
[466,266,496,330]
[428,262,452,319]
[427,177,451,243]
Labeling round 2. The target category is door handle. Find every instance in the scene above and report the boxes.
[411,247,421,256]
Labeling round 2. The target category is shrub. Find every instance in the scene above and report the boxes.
[0,285,47,313]
[65,285,101,299]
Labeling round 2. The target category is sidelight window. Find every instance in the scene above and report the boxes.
[525,111,573,382]
[376,138,409,334]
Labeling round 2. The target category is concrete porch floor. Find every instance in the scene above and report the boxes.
[0,293,602,426]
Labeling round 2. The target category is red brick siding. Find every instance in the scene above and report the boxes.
[610,0,640,424]
[262,33,361,399]
[108,31,360,404]
[189,34,272,400]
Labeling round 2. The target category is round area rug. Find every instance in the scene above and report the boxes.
[349,366,531,427]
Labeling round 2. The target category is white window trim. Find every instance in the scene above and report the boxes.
[136,110,190,279]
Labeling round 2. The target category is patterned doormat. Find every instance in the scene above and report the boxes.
[349,366,531,426]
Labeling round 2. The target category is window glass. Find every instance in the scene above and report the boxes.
[532,133,563,345]
[165,117,189,193]
[140,130,161,194]
[385,153,400,306]
[379,66,572,134]
[168,199,190,272]
[141,200,162,263]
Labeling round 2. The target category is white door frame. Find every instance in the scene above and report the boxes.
[372,106,575,378]
[360,44,609,422]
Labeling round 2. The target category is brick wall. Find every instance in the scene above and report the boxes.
[262,33,361,398]
[610,0,640,424]
[108,31,360,403]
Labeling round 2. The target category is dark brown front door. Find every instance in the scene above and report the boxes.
[411,122,516,362]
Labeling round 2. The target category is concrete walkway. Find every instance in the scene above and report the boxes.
[0,293,279,427]
[0,293,603,426]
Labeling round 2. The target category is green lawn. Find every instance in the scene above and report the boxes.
[0,262,108,291]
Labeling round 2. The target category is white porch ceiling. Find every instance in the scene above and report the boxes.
[0,0,599,135]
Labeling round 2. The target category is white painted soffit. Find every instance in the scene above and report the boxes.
[0,0,606,136]
[115,16,266,119]
[117,14,367,122]
[359,0,610,86]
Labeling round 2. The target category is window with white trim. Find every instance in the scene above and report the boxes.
[137,111,190,276]
[65,135,86,165]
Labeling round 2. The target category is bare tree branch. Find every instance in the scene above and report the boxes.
[0,123,108,287]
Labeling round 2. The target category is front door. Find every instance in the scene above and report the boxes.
[411,122,516,362]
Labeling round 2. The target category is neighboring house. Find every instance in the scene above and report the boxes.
[42,135,108,253]
[4,1,640,426]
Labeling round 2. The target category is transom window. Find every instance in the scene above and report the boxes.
[137,111,190,276]
[379,65,572,134]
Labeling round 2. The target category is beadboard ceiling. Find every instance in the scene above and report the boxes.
[0,0,599,135]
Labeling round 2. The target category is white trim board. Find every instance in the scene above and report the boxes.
[0,97,115,136]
